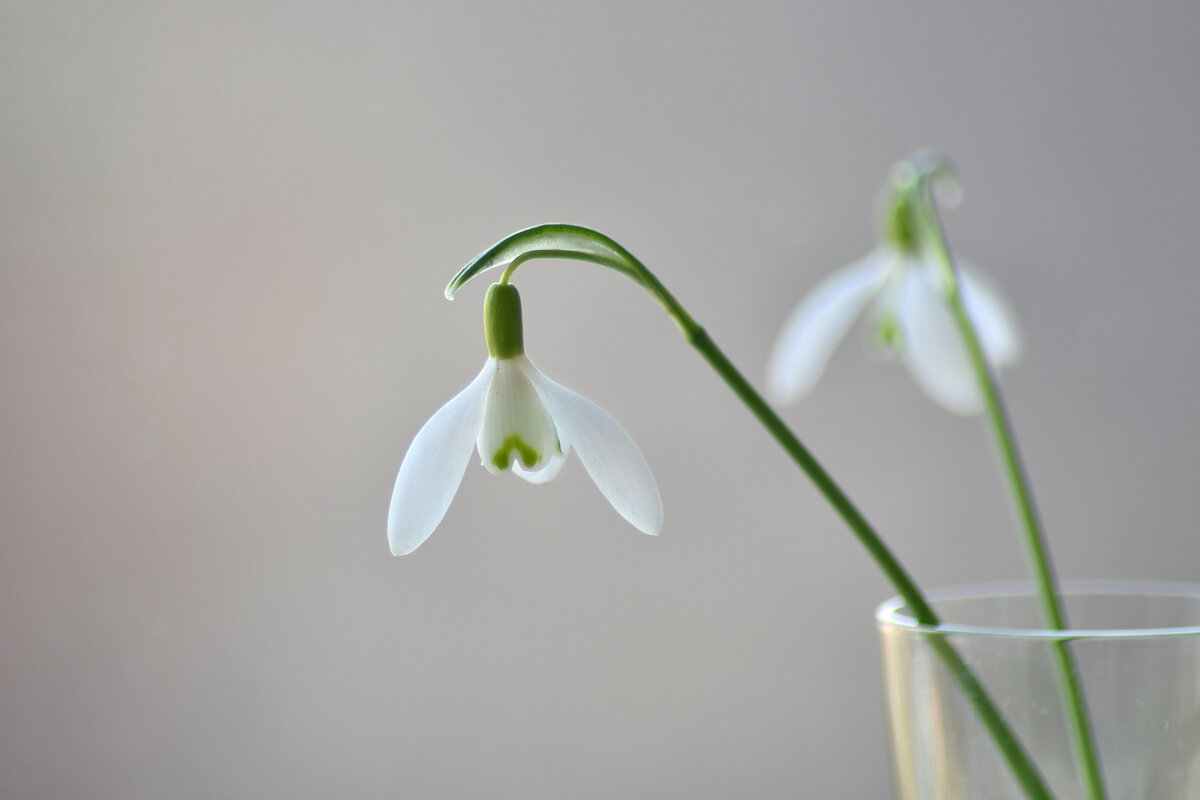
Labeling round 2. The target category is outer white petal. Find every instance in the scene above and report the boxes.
[958,264,1022,367]
[862,263,910,360]
[387,363,492,556]
[766,249,893,404]
[898,265,984,415]
[523,362,662,535]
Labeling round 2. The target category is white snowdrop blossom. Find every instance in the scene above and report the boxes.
[388,282,662,555]
[767,191,1021,415]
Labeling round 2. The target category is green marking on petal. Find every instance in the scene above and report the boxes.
[491,434,541,471]
[876,315,904,353]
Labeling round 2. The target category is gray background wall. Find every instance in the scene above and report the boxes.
[3,2,1199,798]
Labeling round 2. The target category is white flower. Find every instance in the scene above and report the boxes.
[388,283,662,556]
[767,239,1021,416]
[768,163,1023,415]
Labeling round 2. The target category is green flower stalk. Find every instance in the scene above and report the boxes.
[903,154,1107,800]
[764,151,1107,799]
[389,223,1059,799]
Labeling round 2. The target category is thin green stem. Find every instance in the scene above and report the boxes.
[913,170,1106,800]
[619,253,1057,800]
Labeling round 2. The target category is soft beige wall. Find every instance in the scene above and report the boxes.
[3,2,1199,797]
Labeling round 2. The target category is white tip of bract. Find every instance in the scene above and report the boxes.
[445,260,515,300]
[524,361,663,536]
[766,250,891,405]
[387,364,491,555]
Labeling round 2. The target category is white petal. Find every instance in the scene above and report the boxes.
[766,249,892,404]
[958,264,1022,367]
[898,265,984,415]
[524,362,662,535]
[387,363,492,556]
[512,449,568,484]
[476,356,559,476]
[862,263,910,360]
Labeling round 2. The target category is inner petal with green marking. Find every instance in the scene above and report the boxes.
[476,356,559,477]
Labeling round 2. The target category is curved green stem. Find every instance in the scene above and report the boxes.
[448,225,1057,800]
[912,168,1106,800]
[624,253,1056,800]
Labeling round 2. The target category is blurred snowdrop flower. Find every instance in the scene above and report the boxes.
[388,282,662,555]
[767,171,1021,415]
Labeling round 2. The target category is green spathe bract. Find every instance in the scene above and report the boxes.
[447,224,646,301]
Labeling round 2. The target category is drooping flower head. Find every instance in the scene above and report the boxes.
[388,281,662,556]
[767,161,1021,415]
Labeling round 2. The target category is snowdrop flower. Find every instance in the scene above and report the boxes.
[767,177,1021,415]
[388,282,662,555]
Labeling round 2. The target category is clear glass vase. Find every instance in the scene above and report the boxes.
[877,582,1200,800]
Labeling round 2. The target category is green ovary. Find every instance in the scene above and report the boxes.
[885,191,920,255]
[491,434,540,471]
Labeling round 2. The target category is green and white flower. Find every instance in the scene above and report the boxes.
[388,283,662,556]
[767,183,1021,415]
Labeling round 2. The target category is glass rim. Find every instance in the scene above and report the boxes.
[876,579,1200,639]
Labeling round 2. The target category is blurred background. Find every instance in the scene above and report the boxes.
[3,2,1199,797]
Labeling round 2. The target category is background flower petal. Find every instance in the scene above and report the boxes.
[958,264,1023,367]
[387,364,492,555]
[527,365,662,535]
[766,250,891,404]
[899,267,985,415]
